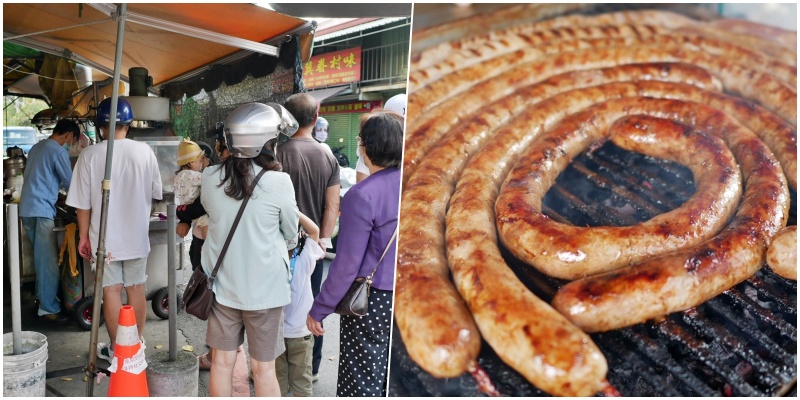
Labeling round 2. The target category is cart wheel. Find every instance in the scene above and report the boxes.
[74,296,104,331]
[151,287,183,320]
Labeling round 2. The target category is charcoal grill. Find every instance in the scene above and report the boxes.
[389,141,797,396]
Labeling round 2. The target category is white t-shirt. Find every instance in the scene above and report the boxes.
[66,139,162,261]
[284,239,325,338]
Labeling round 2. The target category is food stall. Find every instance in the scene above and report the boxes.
[3,2,314,319]
[3,3,315,395]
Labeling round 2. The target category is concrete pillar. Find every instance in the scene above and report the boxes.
[146,351,198,397]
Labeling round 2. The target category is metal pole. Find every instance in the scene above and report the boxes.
[179,241,185,271]
[86,4,126,397]
[167,204,177,361]
[7,204,23,355]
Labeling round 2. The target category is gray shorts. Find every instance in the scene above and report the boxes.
[207,301,285,362]
[101,257,148,288]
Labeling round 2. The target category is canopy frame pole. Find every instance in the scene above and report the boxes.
[167,205,178,361]
[85,3,126,397]
[6,204,23,356]
[88,3,278,56]
[3,18,112,41]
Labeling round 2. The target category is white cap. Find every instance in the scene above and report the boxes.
[384,93,407,116]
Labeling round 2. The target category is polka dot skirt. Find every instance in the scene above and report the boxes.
[337,288,392,397]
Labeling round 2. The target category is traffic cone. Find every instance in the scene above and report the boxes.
[107,305,149,396]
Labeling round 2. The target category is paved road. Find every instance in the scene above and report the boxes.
[2,243,340,397]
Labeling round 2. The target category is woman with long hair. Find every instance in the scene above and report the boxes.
[201,103,300,396]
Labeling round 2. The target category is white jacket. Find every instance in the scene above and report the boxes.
[284,239,325,338]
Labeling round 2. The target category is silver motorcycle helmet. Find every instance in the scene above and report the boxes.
[223,102,298,158]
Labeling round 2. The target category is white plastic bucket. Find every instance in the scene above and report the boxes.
[3,331,48,397]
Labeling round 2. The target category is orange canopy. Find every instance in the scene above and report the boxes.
[3,3,311,88]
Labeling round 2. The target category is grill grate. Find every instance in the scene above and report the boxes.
[389,141,797,396]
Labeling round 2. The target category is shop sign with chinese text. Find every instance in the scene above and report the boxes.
[304,47,362,89]
[320,100,382,114]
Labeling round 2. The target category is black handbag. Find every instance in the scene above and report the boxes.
[182,169,266,320]
[335,226,398,317]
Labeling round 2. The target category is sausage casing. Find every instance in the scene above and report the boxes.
[766,225,797,281]
[551,104,790,332]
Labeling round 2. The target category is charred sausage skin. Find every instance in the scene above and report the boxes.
[551,108,790,332]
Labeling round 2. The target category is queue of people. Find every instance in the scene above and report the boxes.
[20,97,162,367]
[278,93,342,387]
[19,89,405,397]
[307,111,403,396]
[174,93,404,396]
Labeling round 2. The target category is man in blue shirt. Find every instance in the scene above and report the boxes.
[20,119,80,322]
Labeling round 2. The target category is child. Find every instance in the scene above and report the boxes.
[174,138,208,241]
[277,212,325,397]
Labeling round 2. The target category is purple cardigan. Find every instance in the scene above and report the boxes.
[309,167,400,322]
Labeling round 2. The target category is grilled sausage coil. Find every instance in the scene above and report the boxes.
[495,108,744,279]
[404,43,796,186]
[395,64,722,383]
[550,109,790,331]
[398,8,797,397]
[412,9,704,70]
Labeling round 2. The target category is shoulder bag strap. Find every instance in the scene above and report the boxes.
[366,225,399,281]
[209,168,268,282]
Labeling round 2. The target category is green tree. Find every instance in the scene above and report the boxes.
[170,97,202,140]
[3,96,49,127]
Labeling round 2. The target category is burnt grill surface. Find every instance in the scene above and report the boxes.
[389,141,797,396]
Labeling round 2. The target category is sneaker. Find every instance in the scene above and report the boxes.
[39,312,69,323]
[312,373,319,382]
[97,343,114,362]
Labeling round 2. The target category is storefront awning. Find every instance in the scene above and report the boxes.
[307,86,350,103]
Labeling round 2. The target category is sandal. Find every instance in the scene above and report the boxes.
[198,353,212,370]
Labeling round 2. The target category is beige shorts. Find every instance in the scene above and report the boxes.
[101,257,148,288]
[207,301,285,362]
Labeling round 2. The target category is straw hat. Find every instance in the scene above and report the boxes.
[177,138,203,166]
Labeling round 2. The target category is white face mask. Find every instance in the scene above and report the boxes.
[314,126,328,142]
